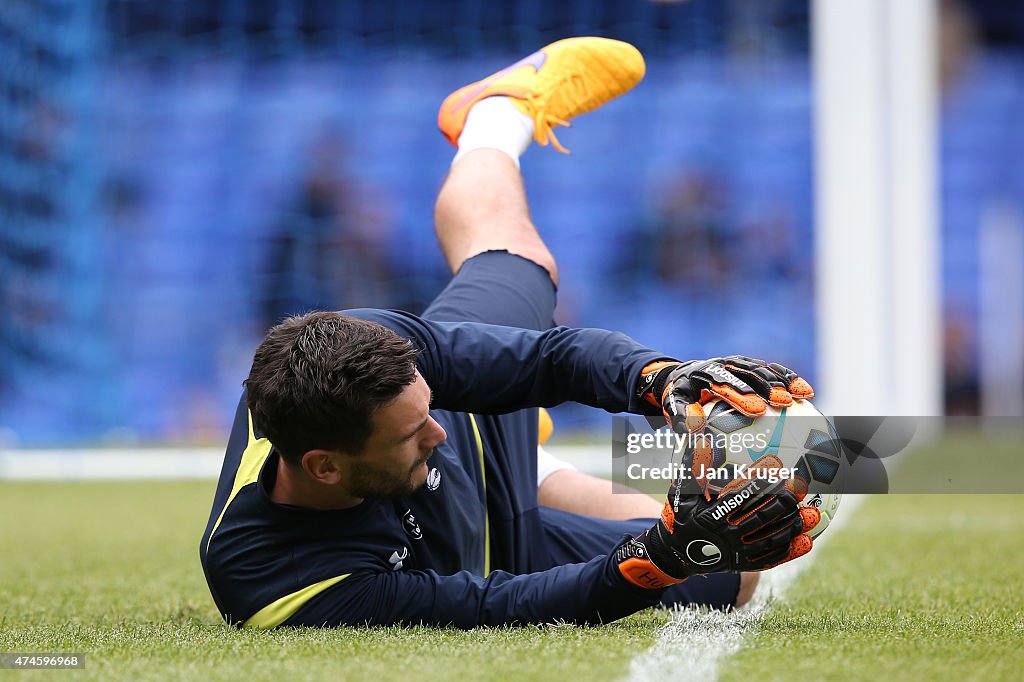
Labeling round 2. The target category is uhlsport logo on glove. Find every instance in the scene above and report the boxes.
[705,362,754,390]
[684,539,722,565]
[709,479,765,521]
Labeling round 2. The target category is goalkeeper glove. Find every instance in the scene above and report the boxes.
[616,455,820,590]
[637,356,815,433]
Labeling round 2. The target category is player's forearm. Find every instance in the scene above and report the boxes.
[452,553,665,627]
[282,550,666,629]
[523,325,672,414]
[341,308,668,415]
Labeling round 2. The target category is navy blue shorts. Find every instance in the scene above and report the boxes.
[423,250,740,609]
[422,250,556,331]
[540,507,741,610]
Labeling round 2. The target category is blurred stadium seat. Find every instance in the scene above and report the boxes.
[1,0,1022,443]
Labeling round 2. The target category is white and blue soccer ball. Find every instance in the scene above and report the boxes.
[683,398,845,539]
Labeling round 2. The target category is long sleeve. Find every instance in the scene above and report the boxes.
[344,309,669,416]
[280,545,664,629]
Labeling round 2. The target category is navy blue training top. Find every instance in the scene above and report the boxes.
[199,308,669,628]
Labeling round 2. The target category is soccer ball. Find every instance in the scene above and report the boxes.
[681,398,845,539]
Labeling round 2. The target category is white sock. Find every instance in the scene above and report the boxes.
[452,96,535,168]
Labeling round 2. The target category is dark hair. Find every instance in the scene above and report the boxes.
[244,311,418,465]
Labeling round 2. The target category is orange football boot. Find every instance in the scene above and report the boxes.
[438,37,645,153]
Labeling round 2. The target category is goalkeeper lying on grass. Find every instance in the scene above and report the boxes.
[200,37,819,629]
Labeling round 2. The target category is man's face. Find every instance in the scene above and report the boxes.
[340,371,447,499]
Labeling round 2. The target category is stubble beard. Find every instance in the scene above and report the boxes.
[351,449,433,499]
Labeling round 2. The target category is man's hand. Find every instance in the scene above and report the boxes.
[615,456,819,590]
[637,356,815,433]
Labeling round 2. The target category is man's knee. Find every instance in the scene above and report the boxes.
[735,572,760,608]
[482,244,557,287]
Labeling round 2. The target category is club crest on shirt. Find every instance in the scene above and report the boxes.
[426,467,441,491]
[402,509,423,540]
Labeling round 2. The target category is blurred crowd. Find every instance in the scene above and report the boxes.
[2,0,1022,443]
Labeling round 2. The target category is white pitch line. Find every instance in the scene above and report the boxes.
[625,495,865,682]
[0,448,226,480]
[0,445,608,481]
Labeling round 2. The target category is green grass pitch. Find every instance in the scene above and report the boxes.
[1,431,1022,681]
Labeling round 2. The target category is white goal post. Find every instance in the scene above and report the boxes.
[813,0,941,417]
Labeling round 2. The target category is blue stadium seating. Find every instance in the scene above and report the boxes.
[2,3,1022,442]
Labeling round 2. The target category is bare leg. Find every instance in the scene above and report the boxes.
[538,469,662,519]
[435,37,643,280]
[434,149,558,283]
[735,573,759,608]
